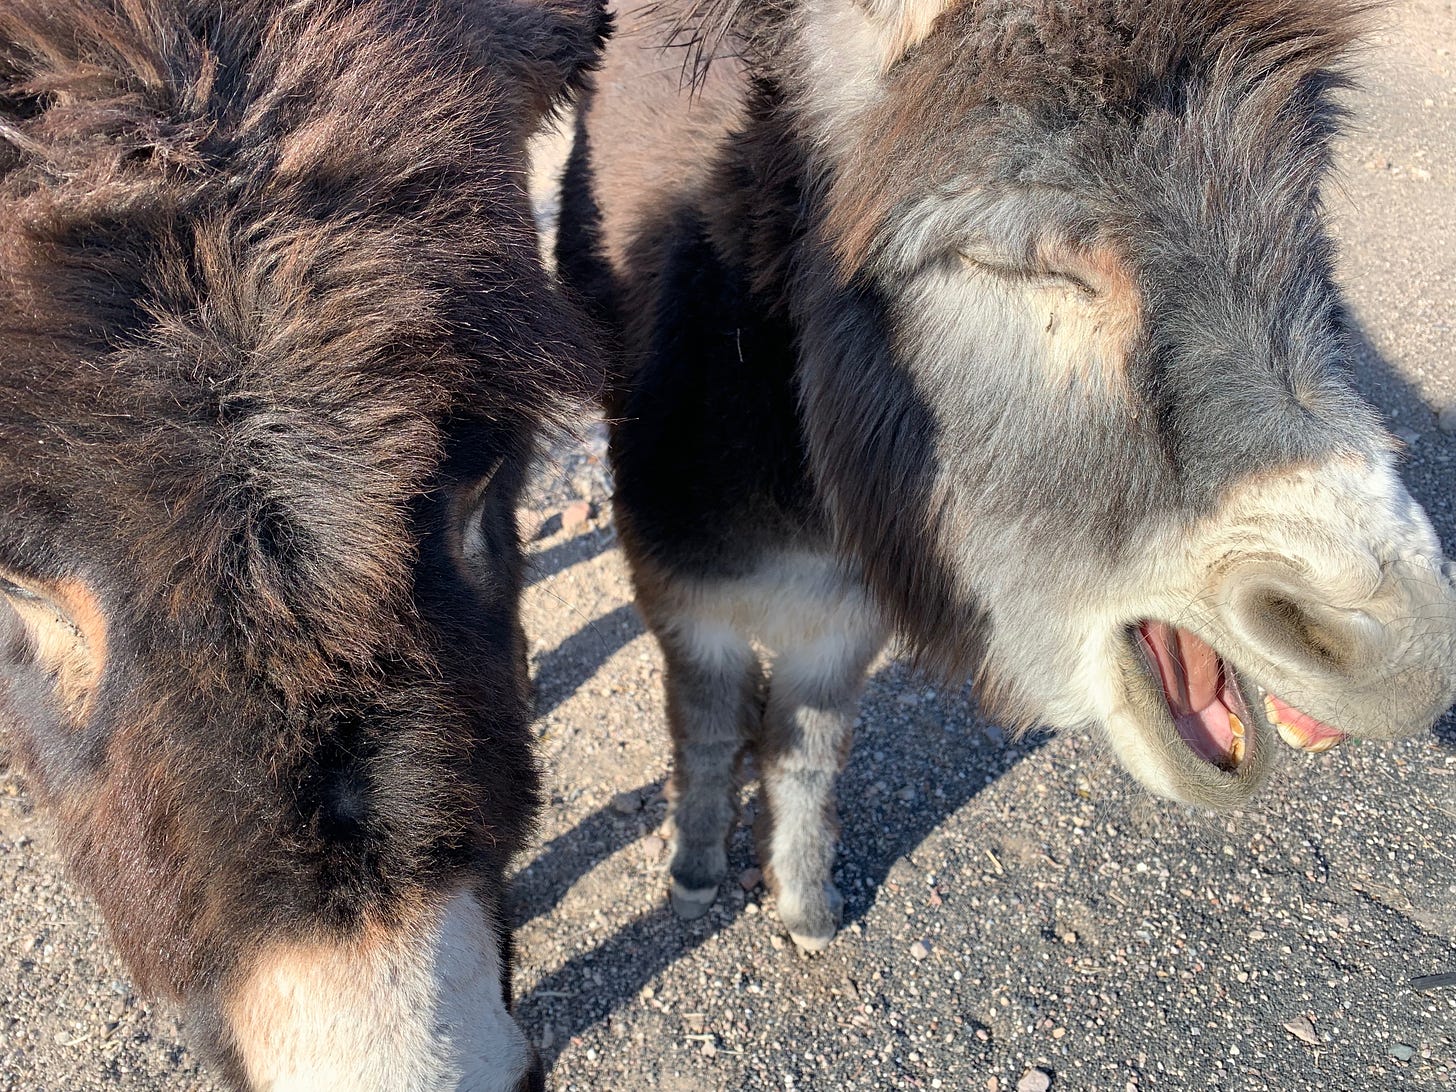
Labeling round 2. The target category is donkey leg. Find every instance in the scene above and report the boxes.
[757,626,881,952]
[657,619,761,920]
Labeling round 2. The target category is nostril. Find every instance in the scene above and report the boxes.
[1245,591,1357,673]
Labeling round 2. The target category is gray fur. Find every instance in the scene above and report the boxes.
[559,0,1456,949]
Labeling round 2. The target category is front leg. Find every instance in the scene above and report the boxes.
[656,618,762,919]
[757,624,882,952]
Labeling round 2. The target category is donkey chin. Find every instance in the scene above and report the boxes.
[1073,456,1456,810]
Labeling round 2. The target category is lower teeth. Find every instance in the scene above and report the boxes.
[1268,698,1341,754]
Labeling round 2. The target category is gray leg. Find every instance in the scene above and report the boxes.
[757,630,880,951]
[657,620,761,920]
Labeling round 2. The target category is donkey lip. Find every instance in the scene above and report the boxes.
[1135,620,1251,773]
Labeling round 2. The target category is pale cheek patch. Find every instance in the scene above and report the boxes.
[915,248,1142,397]
[227,891,531,1092]
[1062,247,1142,383]
[1012,246,1141,394]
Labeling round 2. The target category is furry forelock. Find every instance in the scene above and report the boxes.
[820,0,1369,276]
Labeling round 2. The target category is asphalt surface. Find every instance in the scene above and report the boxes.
[3,3,1456,1090]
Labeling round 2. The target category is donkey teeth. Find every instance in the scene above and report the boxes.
[1227,712,1246,765]
[1300,732,1341,754]
[1275,719,1306,751]
[1264,695,1342,754]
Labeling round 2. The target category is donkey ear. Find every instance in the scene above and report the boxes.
[0,571,106,723]
[456,0,612,126]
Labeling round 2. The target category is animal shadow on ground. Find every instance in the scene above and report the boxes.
[513,655,1051,1066]
[526,523,616,588]
[531,600,645,720]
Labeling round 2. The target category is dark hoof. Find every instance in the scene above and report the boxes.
[669,879,719,920]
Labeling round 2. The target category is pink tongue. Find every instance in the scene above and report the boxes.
[1139,621,1238,766]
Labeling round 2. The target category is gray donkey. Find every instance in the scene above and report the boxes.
[557,0,1456,952]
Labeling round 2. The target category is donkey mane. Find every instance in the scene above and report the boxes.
[0,0,596,695]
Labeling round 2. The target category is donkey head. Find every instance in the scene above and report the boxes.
[1,0,603,1087]
[772,0,1456,806]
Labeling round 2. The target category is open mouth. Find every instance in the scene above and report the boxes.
[1136,620,1348,772]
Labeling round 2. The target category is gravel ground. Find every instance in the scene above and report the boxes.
[4,3,1456,1090]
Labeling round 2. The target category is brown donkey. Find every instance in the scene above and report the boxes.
[558,0,1456,952]
[0,0,606,1087]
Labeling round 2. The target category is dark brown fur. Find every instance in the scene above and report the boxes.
[0,0,606,1084]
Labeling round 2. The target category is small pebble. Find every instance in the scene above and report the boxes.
[739,867,763,891]
[910,940,931,960]
[1437,404,1456,435]
[561,499,593,532]
[1283,1015,1320,1046]
[986,1079,999,1092]
[1389,1042,1416,1062]
[770,934,785,950]
[1017,1069,1052,1092]
[641,835,665,858]
[610,790,640,815]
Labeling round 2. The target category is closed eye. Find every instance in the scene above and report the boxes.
[958,251,1098,298]
[0,575,43,602]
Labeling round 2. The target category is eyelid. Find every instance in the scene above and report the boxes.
[0,575,42,602]
[958,251,1098,297]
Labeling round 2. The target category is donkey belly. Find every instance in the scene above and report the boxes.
[608,213,821,581]
[639,549,884,665]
